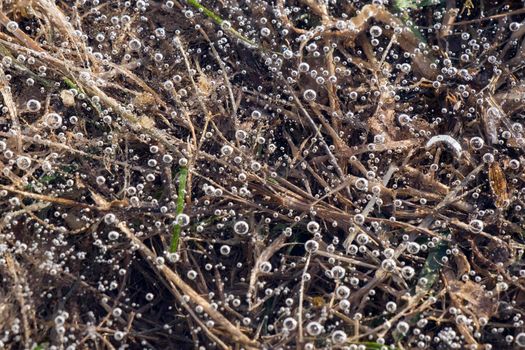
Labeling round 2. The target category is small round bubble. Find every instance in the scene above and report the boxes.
[303,89,317,101]
[234,220,249,235]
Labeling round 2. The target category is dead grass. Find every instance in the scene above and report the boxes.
[0,0,523,349]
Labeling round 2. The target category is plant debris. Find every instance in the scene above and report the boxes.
[0,0,523,349]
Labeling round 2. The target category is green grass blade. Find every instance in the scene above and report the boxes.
[170,167,188,253]
[63,77,102,113]
[392,0,445,45]
[187,0,222,24]
[415,239,448,294]
[186,0,257,48]
[356,342,400,350]
[393,0,443,11]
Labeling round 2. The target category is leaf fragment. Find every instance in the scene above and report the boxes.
[415,239,448,294]
[488,162,510,209]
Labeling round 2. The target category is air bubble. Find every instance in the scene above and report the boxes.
[306,221,320,233]
[6,21,18,33]
[108,231,119,240]
[113,308,122,317]
[114,331,125,341]
[386,301,397,313]
[129,39,142,51]
[234,220,249,235]
[304,240,319,253]
[355,178,368,190]
[298,62,310,72]
[370,25,382,37]
[303,89,317,102]
[401,266,415,279]
[331,266,345,279]
[381,258,396,272]
[396,321,409,334]
[187,270,197,279]
[487,107,501,119]
[259,261,272,273]
[407,242,420,254]
[468,219,484,233]
[356,233,369,245]
[516,333,525,347]
[16,156,32,169]
[283,317,297,331]
[96,176,106,185]
[176,213,190,227]
[510,22,521,32]
[235,130,247,141]
[260,27,271,36]
[306,321,323,336]
[482,153,494,163]
[26,99,41,112]
[220,245,231,255]
[104,213,116,225]
[331,330,347,344]
[354,214,365,225]
[335,285,350,299]
[469,137,484,150]
[44,113,63,129]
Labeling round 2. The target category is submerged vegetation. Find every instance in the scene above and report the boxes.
[0,0,524,349]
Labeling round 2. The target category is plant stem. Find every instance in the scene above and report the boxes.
[186,0,258,48]
[170,167,188,253]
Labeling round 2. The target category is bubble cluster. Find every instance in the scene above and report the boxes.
[0,0,522,349]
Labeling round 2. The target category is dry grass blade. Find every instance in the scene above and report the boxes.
[0,0,523,349]
[117,222,259,349]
